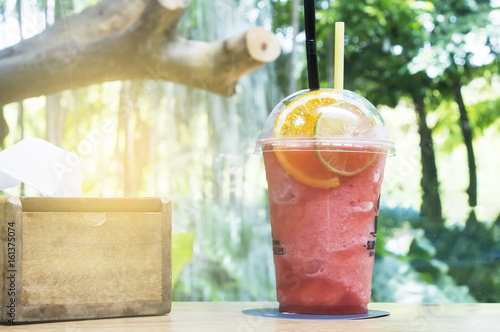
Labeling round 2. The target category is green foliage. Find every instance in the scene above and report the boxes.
[173,205,275,301]
[469,97,500,135]
[374,208,476,303]
[373,255,475,302]
[374,206,500,303]
[270,0,430,105]
[426,219,500,302]
[409,0,499,116]
[432,94,500,153]
[172,231,195,287]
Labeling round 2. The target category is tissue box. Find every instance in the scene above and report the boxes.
[0,196,171,323]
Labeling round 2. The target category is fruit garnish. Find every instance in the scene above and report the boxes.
[314,103,378,176]
[272,90,341,188]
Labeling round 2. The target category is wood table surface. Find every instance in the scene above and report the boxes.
[2,302,499,331]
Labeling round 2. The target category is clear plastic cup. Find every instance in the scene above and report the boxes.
[255,89,395,315]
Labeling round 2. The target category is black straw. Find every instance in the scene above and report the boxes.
[304,0,319,90]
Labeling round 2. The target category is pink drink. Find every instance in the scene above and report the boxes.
[256,89,394,315]
[263,148,387,315]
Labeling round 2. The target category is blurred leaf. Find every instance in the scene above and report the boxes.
[469,97,500,135]
[409,232,437,258]
[172,231,194,287]
[372,255,475,302]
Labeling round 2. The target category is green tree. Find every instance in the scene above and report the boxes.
[410,0,499,221]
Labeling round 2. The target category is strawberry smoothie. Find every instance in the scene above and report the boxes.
[263,147,387,315]
[256,89,394,315]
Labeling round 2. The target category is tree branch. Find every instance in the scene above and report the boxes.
[0,0,280,105]
[0,0,147,59]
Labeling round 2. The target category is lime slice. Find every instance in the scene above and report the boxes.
[314,106,378,176]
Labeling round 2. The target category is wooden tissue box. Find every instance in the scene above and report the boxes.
[0,196,171,323]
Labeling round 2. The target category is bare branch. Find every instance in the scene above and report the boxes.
[0,0,148,59]
[0,0,280,105]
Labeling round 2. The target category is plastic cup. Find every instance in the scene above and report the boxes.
[255,89,395,315]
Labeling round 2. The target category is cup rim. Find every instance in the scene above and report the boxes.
[254,137,396,156]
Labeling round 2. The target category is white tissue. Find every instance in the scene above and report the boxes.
[0,138,82,197]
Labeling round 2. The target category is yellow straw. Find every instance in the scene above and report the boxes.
[334,22,345,90]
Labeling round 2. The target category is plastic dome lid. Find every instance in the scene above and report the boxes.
[255,89,395,155]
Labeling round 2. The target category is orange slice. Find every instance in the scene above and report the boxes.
[273,90,341,188]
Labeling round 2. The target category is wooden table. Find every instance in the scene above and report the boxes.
[2,302,499,331]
